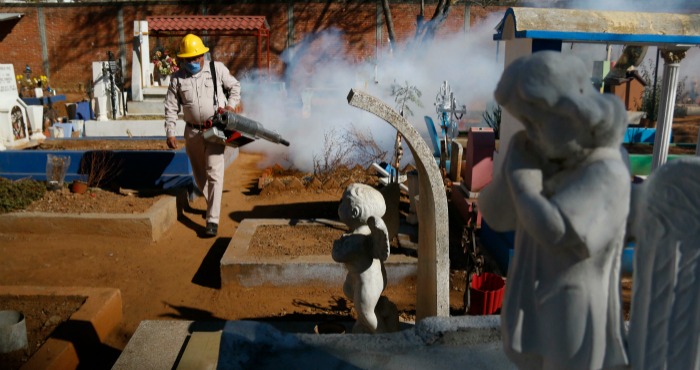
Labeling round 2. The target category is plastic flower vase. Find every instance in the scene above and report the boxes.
[467,272,505,315]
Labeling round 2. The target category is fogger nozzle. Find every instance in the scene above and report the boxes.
[218,111,290,146]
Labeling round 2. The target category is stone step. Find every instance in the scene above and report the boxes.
[112,317,508,370]
[143,86,168,96]
[130,87,169,114]
[127,100,166,115]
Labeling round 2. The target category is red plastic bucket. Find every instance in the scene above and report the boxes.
[467,272,505,315]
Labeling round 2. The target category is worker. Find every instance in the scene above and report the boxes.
[164,33,241,237]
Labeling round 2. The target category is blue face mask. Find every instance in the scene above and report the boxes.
[184,61,201,74]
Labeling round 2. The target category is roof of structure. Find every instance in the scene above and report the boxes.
[147,16,269,36]
[494,7,700,45]
[0,13,22,22]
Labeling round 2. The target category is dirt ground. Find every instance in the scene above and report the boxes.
[0,150,474,369]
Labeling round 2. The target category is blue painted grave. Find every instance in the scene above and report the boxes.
[0,141,193,190]
[624,127,665,144]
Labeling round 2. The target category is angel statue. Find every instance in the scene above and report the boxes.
[332,183,400,334]
[628,156,700,370]
[478,51,630,370]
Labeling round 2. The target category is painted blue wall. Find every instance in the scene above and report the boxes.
[0,148,193,189]
[480,220,635,275]
[624,127,663,144]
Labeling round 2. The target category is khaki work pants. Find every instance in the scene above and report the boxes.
[185,125,225,224]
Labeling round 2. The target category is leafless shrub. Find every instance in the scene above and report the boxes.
[79,151,123,188]
[313,124,388,183]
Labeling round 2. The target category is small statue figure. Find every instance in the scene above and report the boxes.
[479,51,630,369]
[332,183,399,333]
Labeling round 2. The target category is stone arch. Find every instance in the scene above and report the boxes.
[347,89,449,319]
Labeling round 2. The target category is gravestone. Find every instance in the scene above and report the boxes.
[131,20,151,102]
[93,61,124,121]
[450,128,494,226]
[0,64,40,150]
[462,127,495,193]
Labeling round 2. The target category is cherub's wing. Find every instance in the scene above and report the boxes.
[367,216,390,261]
[629,157,700,370]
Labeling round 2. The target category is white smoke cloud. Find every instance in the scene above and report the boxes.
[238,3,700,172]
[239,13,506,172]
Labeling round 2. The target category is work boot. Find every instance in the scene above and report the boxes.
[204,222,218,237]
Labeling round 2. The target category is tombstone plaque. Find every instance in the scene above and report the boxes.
[92,61,124,121]
[0,64,32,150]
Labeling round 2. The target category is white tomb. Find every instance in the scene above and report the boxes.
[131,20,152,102]
[0,64,44,150]
[92,61,126,121]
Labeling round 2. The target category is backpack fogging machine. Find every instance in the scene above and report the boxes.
[202,109,290,148]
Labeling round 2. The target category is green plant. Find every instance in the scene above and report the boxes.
[482,103,501,140]
[0,177,46,214]
[637,60,660,122]
[637,60,688,122]
[389,81,421,174]
[390,81,423,117]
[675,76,688,118]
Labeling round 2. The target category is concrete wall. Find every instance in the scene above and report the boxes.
[0,1,499,97]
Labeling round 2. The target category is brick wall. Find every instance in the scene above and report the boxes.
[0,2,502,96]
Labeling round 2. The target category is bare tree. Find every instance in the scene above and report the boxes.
[381,0,397,51]
[415,0,454,43]
[383,0,518,47]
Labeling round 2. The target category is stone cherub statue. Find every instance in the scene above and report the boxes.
[479,51,630,370]
[332,183,399,334]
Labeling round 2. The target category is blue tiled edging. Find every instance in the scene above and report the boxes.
[624,128,659,144]
[0,148,193,190]
[479,220,514,274]
[480,220,635,275]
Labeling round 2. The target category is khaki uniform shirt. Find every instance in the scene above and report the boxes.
[164,61,241,137]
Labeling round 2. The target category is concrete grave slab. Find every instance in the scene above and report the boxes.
[0,285,122,370]
[220,218,417,287]
[0,196,177,242]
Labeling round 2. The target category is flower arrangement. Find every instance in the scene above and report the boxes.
[16,74,49,90]
[15,65,51,97]
[152,47,179,76]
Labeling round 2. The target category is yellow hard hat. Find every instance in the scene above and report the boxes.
[177,34,209,58]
